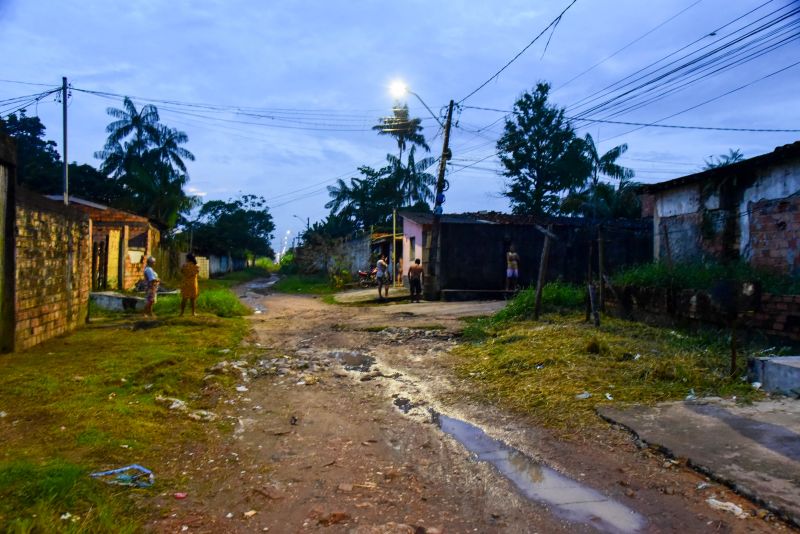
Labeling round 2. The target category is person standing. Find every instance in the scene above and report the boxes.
[143,256,160,318]
[506,244,520,291]
[180,253,200,316]
[408,258,424,303]
[376,255,389,300]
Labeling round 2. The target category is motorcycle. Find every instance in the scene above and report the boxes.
[357,267,378,287]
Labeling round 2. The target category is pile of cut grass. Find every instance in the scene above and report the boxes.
[454,313,764,433]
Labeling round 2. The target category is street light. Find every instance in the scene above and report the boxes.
[293,214,310,232]
[388,80,444,128]
[386,80,455,300]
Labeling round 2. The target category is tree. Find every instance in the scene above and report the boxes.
[386,146,437,205]
[192,195,275,259]
[96,98,198,230]
[703,148,744,170]
[0,110,61,193]
[496,82,589,215]
[373,103,430,161]
[561,178,642,219]
[562,133,635,219]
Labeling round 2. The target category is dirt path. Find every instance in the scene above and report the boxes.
[151,284,793,533]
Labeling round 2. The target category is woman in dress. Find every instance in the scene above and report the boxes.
[180,253,200,316]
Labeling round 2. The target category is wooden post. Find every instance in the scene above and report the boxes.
[598,225,605,311]
[533,224,553,320]
[588,283,600,327]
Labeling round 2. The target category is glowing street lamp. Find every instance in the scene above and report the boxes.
[387,79,444,128]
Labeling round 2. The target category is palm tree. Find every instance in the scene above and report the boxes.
[703,148,744,170]
[152,125,195,172]
[386,146,437,205]
[372,103,430,161]
[103,96,160,157]
[581,133,634,221]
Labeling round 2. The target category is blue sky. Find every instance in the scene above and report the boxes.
[1,0,799,250]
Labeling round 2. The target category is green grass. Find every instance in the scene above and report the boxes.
[155,289,251,317]
[613,260,800,294]
[454,312,768,434]
[272,274,336,295]
[0,276,259,531]
[495,282,583,322]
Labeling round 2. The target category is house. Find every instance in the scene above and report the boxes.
[400,211,651,294]
[638,141,800,275]
[45,196,160,290]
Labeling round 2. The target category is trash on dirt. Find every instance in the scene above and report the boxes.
[187,409,217,422]
[225,512,233,519]
[685,388,697,401]
[751,381,762,390]
[0,411,6,418]
[174,492,187,499]
[634,353,641,360]
[706,498,748,519]
[155,395,188,411]
[236,385,249,393]
[90,464,155,487]
[243,510,258,518]
[338,483,353,493]
[290,415,298,425]
[575,391,592,400]
[696,482,713,490]
[605,393,614,401]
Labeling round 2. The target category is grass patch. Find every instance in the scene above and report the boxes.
[0,305,248,530]
[613,260,800,294]
[454,312,767,434]
[155,289,251,317]
[272,274,336,295]
[495,282,583,322]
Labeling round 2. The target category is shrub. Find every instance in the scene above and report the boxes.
[494,282,583,323]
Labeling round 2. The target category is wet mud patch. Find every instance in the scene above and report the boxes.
[432,411,647,534]
[328,350,375,372]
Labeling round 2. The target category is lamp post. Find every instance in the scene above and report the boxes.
[388,81,454,300]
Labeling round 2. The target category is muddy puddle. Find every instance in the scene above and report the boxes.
[244,277,278,296]
[328,350,375,372]
[434,412,646,533]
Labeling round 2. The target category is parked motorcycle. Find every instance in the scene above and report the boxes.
[357,267,378,287]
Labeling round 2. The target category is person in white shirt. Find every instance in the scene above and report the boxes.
[143,256,160,318]
[376,255,389,300]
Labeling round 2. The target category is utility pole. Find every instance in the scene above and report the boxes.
[423,99,455,301]
[62,76,68,205]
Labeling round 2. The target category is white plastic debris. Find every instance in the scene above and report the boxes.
[706,498,748,519]
[751,381,762,390]
[685,388,697,401]
[605,393,614,401]
[235,385,249,393]
[575,391,592,400]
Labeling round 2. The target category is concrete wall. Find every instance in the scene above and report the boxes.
[14,190,91,351]
[0,135,15,352]
[650,156,800,273]
[338,234,371,274]
[402,219,424,268]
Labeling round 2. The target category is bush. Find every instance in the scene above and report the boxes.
[613,260,800,294]
[494,282,583,323]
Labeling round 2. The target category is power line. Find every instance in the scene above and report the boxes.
[555,0,705,92]
[457,0,578,104]
[460,105,800,132]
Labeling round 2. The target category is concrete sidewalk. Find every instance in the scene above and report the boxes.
[598,397,800,526]
[333,286,411,304]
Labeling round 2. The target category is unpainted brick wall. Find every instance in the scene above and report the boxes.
[749,196,800,276]
[14,193,91,350]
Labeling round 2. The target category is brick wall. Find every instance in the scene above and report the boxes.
[14,191,91,350]
[606,286,800,343]
[749,196,800,276]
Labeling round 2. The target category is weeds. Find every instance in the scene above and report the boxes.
[455,311,767,434]
[155,289,251,317]
[272,274,336,295]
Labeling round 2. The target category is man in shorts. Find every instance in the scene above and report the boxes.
[506,244,520,291]
[407,259,424,302]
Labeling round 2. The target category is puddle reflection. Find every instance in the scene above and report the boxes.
[436,413,645,533]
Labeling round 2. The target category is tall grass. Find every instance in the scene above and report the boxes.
[613,260,800,294]
[494,282,583,322]
[155,289,251,317]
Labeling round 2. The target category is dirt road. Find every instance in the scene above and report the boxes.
[152,283,792,533]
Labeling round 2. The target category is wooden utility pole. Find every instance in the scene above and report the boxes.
[598,225,605,311]
[423,99,455,301]
[62,76,69,205]
[533,224,555,320]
